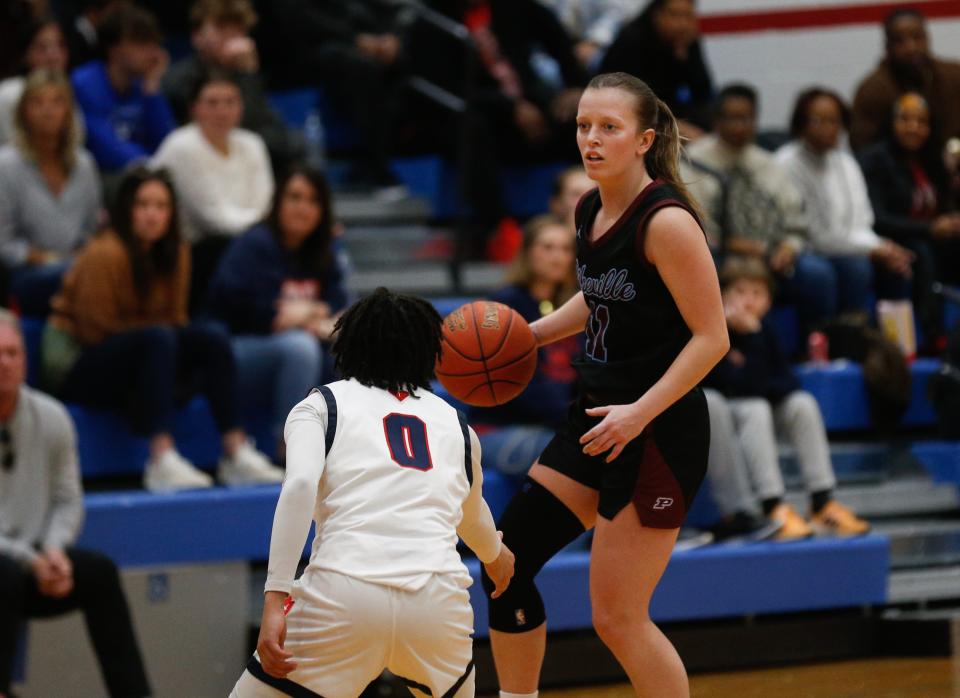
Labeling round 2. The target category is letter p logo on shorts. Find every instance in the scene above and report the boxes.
[653,497,674,510]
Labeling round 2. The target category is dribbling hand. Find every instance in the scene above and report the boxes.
[484,533,515,599]
[258,592,297,679]
[580,403,649,463]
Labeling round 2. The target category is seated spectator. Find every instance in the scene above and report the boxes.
[152,69,273,310]
[600,0,713,138]
[407,0,585,255]
[852,8,960,152]
[0,69,100,315]
[205,165,348,456]
[257,0,404,189]
[859,92,960,342]
[541,0,635,71]
[0,16,85,145]
[64,0,122,70]
[688,84,835,333]
[0,309,151,698]
[71,2,175,174]
[549,165,595,227]
[776,87,914,319]
[162,0,302,173]
[41,167,281,492]
[468,214,580,474]
[705,257,870,539]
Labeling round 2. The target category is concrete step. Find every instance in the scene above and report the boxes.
[784,477,960,519]
[333,191,432,225]
[874,519,960,570]
[888,565,960,604]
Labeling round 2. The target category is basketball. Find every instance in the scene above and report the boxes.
[436,301,538,407]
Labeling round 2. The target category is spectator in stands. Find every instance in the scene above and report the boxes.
[541,0,635,71]
[776,88,914,319]
[549,165,595,227]
[468,214,580,475]
[600,0,713,138]
[41,167,282,492]
[152,69,273,310]
[406,0,585,257]
[0,69,100,315]
[256,0,404,189]
[0,16,84,145]
[71,3,175,174]
[63,0,122,70]
[688,84,836,333]
[852,7,960,152]
[706,257,870,539]
[0,309,151,698]
[859,92,960,344]
[205,165,348,456]
[162,0,302,174]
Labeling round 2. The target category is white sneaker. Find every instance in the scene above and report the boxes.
[218,441,284,486]
[144,449,214,493]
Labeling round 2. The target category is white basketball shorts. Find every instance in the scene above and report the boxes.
[230,568,475,697]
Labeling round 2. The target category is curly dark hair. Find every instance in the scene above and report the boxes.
[789,87,851,138]
[331,288,443,395]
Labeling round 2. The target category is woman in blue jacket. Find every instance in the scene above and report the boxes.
[205,165,350,455]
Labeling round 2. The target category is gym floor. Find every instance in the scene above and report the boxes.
[527,658,960,697]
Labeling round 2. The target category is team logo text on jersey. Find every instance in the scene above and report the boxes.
[653,497,674,510]
[481,303,501,330]
[577,265,637,302]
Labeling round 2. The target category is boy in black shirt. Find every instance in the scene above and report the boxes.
[706,257,869,539]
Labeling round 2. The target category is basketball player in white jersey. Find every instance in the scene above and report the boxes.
[230,288,515,698]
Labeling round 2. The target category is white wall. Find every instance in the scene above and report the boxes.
[695,0,960,129]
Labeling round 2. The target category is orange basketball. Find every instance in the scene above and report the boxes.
[436,301,538,407]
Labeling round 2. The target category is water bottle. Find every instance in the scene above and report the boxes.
[808,331,829,365]
[303,108,326,170]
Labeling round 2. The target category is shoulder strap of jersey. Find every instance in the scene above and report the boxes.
[456,410,473,487]
[316,385,338,454]
[633,183,704,265]
[573,187,600,239]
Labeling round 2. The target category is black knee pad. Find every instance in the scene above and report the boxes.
[482,478,586,633]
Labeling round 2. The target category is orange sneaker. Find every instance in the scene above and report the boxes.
[810,500,870,537]
[769,503,814,541]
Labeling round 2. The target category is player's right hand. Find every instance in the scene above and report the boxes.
[484,534,515,599]
[258,593,298,678]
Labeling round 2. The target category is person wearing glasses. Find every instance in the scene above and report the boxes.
[0,309,150,698]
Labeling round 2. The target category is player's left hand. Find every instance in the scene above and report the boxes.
[580,402,649,463]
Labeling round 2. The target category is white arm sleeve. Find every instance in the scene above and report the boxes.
[264,395,328,594]
[456,427,502,564]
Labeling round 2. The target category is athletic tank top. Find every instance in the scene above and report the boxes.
[572,179,701,399]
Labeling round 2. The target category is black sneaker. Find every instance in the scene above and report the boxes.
[711,511,783,543]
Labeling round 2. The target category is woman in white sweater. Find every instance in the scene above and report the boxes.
[776,87,913,319]
[152,68,274,309]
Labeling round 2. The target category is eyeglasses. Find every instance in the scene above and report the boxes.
[0,426,13,472]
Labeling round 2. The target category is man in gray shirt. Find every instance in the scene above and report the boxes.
[0,310,150,698]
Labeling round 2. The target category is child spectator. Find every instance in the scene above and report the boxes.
[204,165,349,457]
[468,214,580,474]
[0,16,83,145]
[42,167,281,492]
[776,87,914,320]
[162,0,301,173]
[71,3,175,173]
[152,69,273,310]
[706,256,869,538]
[0,69,100,315]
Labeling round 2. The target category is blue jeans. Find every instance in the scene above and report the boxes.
[232,330,323,439]
[477,426,555,476]
[777,252,836,329]
[8,262,70,316]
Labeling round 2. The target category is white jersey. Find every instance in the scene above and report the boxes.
[265,379,498,594]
